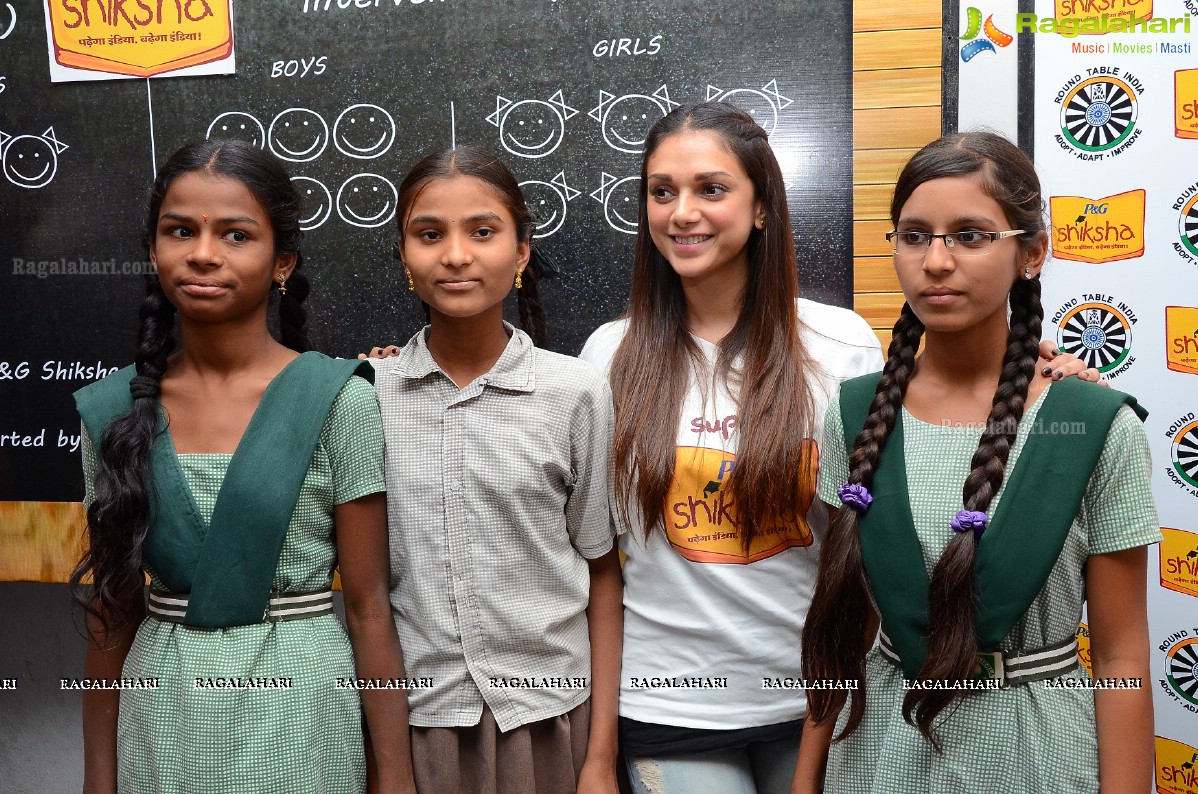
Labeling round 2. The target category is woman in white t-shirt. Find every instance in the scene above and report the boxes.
[578,102,1093,794]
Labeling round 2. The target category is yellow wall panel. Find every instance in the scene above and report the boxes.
[855,148,918,186]
[854,67,941,109]
[854,106,941,150]
[853,292,908,327]
[853,29,942,71]
[855,220,894,257]
[854,0,940,32]
[854,256,902,293]
[854,183,895,221]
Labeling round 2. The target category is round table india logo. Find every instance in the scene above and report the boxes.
[1166,637,1198,706]
[1172,418,1198,491]
[1059,76,1139,152]
[1181,192,1198,259]
[1056,301,1133,375]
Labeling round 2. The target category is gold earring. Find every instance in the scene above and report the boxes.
[406,269,415,292]
[276,274,288,296]
[515,270,523,290]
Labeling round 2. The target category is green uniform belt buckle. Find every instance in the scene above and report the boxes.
[975,651,1005,684]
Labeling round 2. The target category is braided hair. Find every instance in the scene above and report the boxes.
[71,140,308,639]
[394,146,549,347]
[802,132,1047,746]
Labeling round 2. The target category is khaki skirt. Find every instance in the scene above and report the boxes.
[411,699,590,794]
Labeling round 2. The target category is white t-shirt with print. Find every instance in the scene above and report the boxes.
[579,298,884,730]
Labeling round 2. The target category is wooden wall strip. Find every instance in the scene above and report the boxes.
[854,0,941,32]
[855,148,919,186]
[854,256,902,293]
[854,67,942,109]
[854,106,941,150]
[853,29,943,70]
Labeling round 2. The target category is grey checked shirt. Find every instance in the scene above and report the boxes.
[372,325,615,731]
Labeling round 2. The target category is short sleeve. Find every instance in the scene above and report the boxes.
[81,420,97,507]
[1082,403,1161,555]
[817,393,850,508]
[564,371,617,559]
[320,375,386,505]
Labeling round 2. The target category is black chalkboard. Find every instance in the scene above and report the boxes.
[0,0,853,502]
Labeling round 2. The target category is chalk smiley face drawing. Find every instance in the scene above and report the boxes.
[333,104,396,160]
[268,108,329,163]
[292,176,332,231]
[707,80,793,135]
[336,173,397,228]
[589,85,678,154]
[487,90,577,159]
[1,3,15,40]
[206,112,266,148]
[519,171,580,239]
[590,173,640,235]
[1,127,68,189]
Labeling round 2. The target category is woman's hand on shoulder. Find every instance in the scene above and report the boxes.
[1037,340,1106,386]
[357,345,402,360]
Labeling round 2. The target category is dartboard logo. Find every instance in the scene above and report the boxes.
[1165,637,1198,707]
[1054,299,1136,378]
[1056,73,1143,159]
[1180,191,1198,260]
[1170,417,1198,492]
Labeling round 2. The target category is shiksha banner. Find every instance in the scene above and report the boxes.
[1025,0,1198,780]
[42,0,235,82]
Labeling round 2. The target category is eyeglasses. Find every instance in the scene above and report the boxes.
[885,229,1026,257]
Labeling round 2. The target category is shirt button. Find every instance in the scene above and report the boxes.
[449,480,462,492]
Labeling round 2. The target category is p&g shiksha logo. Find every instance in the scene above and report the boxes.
[1054,69,1143,160]
[960,7,1014,61]
[1052,297,1136,379]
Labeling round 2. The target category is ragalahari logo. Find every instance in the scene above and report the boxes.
[1167,307,1198,375]
[1160,527,1198,599]
[1049,190,1144,263]
[1156,735,1198,794]
[960,7,1014,61]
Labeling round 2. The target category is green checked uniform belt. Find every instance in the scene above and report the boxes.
[148,588,335,624]
[878,630,1080,686]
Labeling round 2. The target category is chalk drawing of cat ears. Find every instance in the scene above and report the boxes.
[590,172,640,235]
[206,111,266,148]
[1,127,68,190]
[0,4,16,40]
[707,79,793,134]
[292,176,332,231]
[486,90,577,159]
[336,173,397,229]
[333,104,396,160]
[520,170,580,239]
[589,85,677,154]
[268,108,329,163]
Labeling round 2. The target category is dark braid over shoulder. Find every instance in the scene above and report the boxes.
[903,275,1042,745]
[278,263,310,353]
[802,304,925,739]
[70,278,177,636]
[516,265,548,347]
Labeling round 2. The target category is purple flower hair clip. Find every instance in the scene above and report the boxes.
[951,509,988,540]
[837,483,873,513]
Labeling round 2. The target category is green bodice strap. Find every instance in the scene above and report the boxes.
[838,373,1146,679]
[74,352,374,628]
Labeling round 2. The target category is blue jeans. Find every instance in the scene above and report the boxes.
[625,733,801,794]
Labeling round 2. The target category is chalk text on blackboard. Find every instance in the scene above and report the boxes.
[593,36,661,58]
[57,0,216,30]
[302,0,445,11]
[272,56,328,78]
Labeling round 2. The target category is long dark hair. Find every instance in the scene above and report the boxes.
[71,139,309,639]
[802,131,1046,747]
[609,101,820,550]
[394,146,548,346]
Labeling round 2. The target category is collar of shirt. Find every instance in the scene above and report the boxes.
[387,322,537,395]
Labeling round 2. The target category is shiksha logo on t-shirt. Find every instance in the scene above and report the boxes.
[1174,182,1198,265]
[1165,413,1198,497]
[1155,735,1198,794]
[664,440,818,564]
[1160,528,1198,599]
[1051,296,1137,380]
[1053,69,1143,160]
